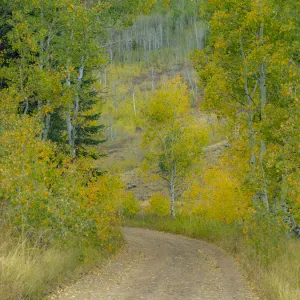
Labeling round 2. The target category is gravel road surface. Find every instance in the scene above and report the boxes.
[50,227,258,300]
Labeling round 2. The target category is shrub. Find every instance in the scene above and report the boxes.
[122,192,140,218]
[147,192,170,216]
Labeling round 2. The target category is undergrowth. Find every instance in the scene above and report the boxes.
[0,231,123,300]
[125,215,300,300]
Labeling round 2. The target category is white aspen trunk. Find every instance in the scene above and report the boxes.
[67,56,85,157]
[170,168,176,218]
[38,19,53,141]
[66,108,75,157]
[104,67,107,88]
[245,79,256,172]
[132,88,137,117]
[74,95,80,118]
[168,144,177,218]
[38,40,44,140]
[241,41,256,173]
[194,16,199,49]
[151,67,155,91]
[65,68,75,156]
[109,44,113,63]
[24,99,29,115]
[170,183,176,217]
[159,22,163,48]
[259,22,269,210]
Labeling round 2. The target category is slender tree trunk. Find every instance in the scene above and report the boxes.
[66,107,75,157]
[170,166,176,217]
[23,99,29,115]
[194,16,199,49]
[132,88,137,117]
[151,66,155,91]
[241,41,256,174]
[259,22,269,210]
[245,76,256,172]
[65,68,75,156]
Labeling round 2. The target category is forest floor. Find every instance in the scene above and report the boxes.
[49,227,258,300]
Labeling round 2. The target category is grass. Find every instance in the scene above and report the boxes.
[125,215,300,300]
[0,230,123,300]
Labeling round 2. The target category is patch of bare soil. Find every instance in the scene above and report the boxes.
[50,228,258,300]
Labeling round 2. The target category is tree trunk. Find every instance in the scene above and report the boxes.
[245,77,256,173]
[241,41,256,174]
[151,66,155,91]
[170,167,176,218]
[259,21,269,210]
[66,108,75,157]
[132,88,137,117]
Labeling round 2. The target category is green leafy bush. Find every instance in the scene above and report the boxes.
[122,192,140,218]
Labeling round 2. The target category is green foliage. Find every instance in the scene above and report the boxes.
[192,0,299,226]
[122,192,140,218]
[243,205,286,266]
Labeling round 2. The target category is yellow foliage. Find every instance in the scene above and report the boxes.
[147,192,170,216]
[0,102,122,245]
[122,192,140,218]
[185,164,251,224]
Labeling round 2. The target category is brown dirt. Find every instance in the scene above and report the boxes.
[49,227,258,300]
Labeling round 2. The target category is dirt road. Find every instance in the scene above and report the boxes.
[50,227,258,300]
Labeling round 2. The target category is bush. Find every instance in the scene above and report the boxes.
[0,113,124,298]
[147,192,170,216]
[122,192,140,218]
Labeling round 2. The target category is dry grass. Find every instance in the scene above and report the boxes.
[0,233,77,299]
[261,240,300,300]
[0,231,121,300]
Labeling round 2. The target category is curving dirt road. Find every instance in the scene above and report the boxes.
[50,227,258,300]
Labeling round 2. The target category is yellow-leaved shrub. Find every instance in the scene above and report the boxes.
[0,110,122,247]
[122,192,141,218]
[195,166,250,224]
[147,192,170,216]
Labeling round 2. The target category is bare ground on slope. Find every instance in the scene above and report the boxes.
[49,227,258,300]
